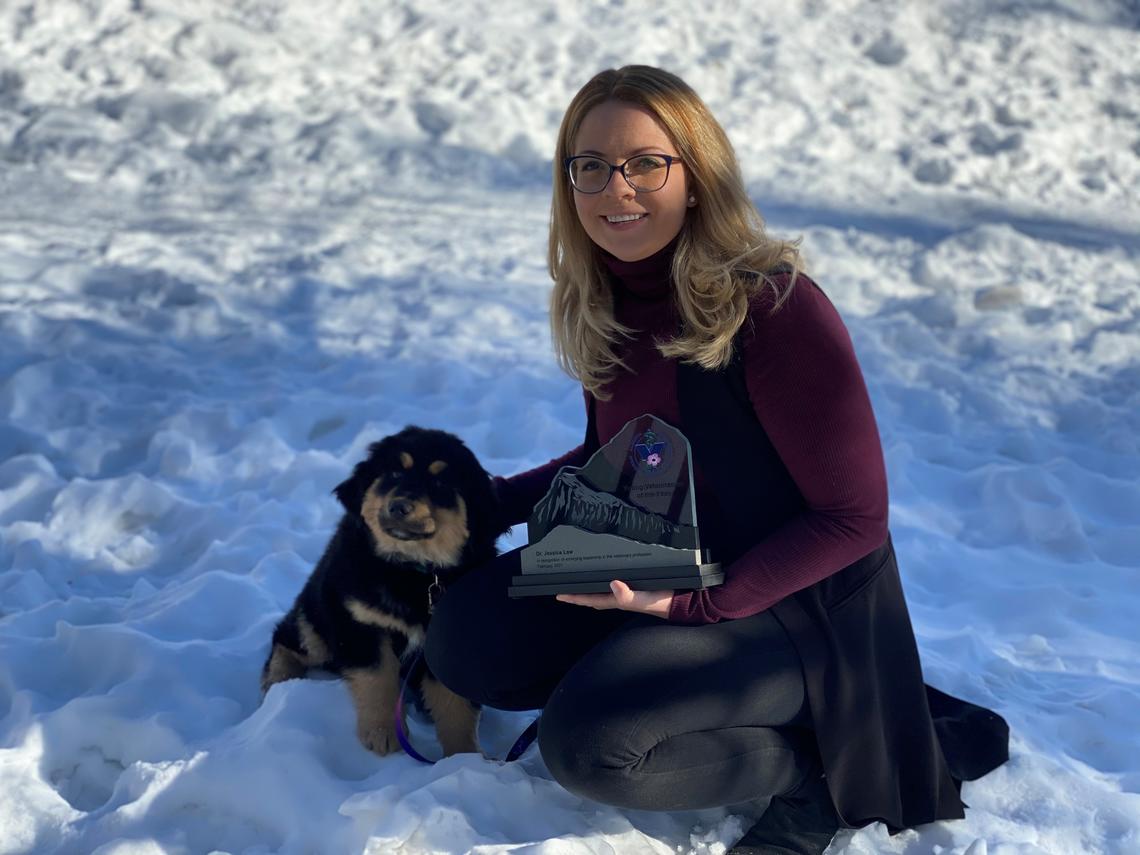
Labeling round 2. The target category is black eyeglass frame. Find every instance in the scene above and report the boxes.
[563,153,683,194]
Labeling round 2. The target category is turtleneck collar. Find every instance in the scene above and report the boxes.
[599,234,679,301]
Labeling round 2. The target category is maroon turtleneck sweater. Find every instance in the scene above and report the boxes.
[496,240,889,624]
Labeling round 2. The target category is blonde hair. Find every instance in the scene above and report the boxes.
[549,65,802,399]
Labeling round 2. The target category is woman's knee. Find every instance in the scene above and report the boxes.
[424,557,558,710]
[423,552,514,696]
[537,681,649,808]
[423,589,475,696]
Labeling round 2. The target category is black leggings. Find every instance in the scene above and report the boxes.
[424,548,820,811]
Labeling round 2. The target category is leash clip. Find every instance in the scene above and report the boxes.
[427,574,443,614]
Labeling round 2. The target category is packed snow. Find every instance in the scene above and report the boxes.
[1,0,1138,853]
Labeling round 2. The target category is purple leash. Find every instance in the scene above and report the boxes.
[395,576,539,764]
[394,658,436,764]
[394,650,540,764]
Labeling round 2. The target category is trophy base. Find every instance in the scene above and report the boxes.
[508,563,723,598]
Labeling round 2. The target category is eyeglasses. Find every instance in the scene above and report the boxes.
[564,153,682,194]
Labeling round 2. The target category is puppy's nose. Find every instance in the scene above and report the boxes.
[388,499,413,519]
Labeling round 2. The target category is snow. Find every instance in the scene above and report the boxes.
[1,0,1138,853]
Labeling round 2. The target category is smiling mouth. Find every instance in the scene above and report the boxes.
[604,213,647,223]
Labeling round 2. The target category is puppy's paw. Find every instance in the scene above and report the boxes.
[259,669,289,701]
[261,643,309,699]
[358,722,401,756]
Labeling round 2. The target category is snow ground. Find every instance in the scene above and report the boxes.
[1,1,1138,853]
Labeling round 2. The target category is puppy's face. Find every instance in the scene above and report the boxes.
[336,428,494,568]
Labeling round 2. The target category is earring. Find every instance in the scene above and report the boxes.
[688,195,696,205]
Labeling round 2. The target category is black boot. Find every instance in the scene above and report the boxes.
[727,768,841,855]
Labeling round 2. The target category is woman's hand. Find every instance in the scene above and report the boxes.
[556,580,673,619]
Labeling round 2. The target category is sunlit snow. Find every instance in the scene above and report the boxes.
[1,1,1138,853]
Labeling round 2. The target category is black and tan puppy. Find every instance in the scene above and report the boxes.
[260,426,505,757]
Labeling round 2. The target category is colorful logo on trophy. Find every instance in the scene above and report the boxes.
[631,429,668,474]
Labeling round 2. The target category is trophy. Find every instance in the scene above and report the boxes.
[508,414,723,597]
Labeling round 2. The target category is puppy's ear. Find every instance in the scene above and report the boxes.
[333,460,375,516]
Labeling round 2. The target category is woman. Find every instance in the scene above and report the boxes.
[425,65,1007,854]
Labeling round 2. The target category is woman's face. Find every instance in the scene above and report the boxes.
[570,100,693,262]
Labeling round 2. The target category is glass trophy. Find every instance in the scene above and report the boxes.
[508,414,723,597]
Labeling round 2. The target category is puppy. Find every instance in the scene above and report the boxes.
[260,426,505,756]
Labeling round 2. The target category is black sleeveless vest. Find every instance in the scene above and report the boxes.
[585,354,1009,831]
